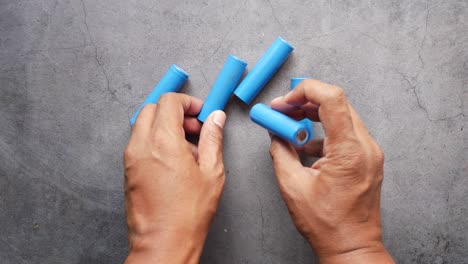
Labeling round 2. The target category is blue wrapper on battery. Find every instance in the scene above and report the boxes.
[130,64,188,125]
[250,103,311,146]
[234,37,294,104]
[198,55,247,122]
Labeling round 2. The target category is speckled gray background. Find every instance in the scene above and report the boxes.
[1,0,467,263]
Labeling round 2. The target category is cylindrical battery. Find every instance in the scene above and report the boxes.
[290,77,314,139]
[130,64,189,125]
[250,103,311,146]
[198,55,247,122]
[291,77,309,90]
[234,37,294,104]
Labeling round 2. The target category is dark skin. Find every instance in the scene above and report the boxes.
[123,80,395,263]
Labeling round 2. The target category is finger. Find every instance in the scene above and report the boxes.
[296,139,324,157]
[287,109,307,121]
[270,98,300,113]
[272,97,319,114]
[303,111,320,122]
[132,104,157,137]
[300,102,320,122]
[283,80,355,142]
[271,99,320,122]
[198,111,226,176]
[302,102,319,113]
[269,135,303,182]
[153,93,203,137]
[183,117,202,135]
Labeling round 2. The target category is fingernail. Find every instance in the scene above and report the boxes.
[212,111,226,129]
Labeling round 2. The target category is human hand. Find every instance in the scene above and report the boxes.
[123,93,226,264]
[269,80,394,263]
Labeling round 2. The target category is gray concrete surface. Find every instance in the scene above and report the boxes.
[1,0,467,263]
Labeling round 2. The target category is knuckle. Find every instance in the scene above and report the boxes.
[201,161,225,180]
[373,145,385,165]
[141,104,156,113]
[207,130,223,146]
[134,104,156,126]
[301,79,315,88]
[123,145,139,170]
[367,139,385,166]
[158,92,177,105]
[269,140,280,158]
[329,86,346,101]
[123,145,135,163]
[214,163,225,178]
[302,79,322,89]
[376,171,384,184]
[371,144,385,183]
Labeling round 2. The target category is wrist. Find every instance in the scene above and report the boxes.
[307,222,393,263]
[318,242,394,264]
[125,228,207,264]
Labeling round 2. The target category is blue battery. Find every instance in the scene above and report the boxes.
[197,55,247,122]
[291,77,309,90]
[250,103,311,146]
[130,64,189,125]
[291,77,314,139]
[234,37,294,104]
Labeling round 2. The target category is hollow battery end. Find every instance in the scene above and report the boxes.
[296,129,309,145]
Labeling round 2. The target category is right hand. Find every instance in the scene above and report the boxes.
[123,94,227,264]
[269,80,394,263]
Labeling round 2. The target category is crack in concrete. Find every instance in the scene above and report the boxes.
[200,68,210,87]
[200,0,246,65]
[418,1,430,68]
[297,28,347,43]
[266,0,283,28]
[391,2,464,123]
[395,69,464,122]
[203,28,233,64]
[80,0,131,126]
[360,32,391,51]
[0,238,28,264]
[3,142,118,212]
[199,1,247,68]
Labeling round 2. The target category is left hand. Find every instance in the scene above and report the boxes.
[123,93,226,264]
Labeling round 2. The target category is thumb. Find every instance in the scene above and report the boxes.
[269,135,304,184]
[198,111,226,175]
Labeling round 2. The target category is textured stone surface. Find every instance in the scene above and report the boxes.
[1,0,466,263]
